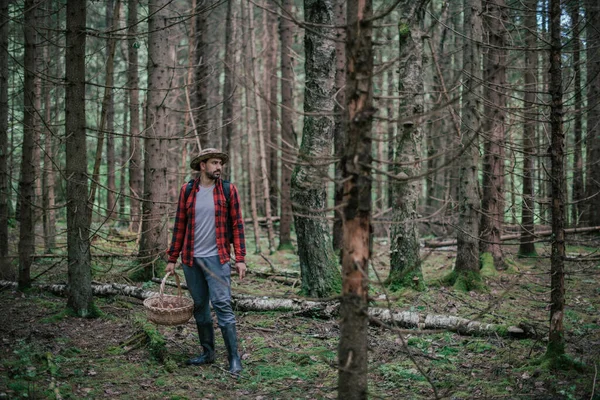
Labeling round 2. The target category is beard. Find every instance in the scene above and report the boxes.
[206,170,221,180]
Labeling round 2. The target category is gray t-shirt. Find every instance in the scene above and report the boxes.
[193,184,219,257]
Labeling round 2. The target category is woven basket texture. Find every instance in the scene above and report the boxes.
[143,272,193,326]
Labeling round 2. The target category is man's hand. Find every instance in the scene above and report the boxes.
[235,262,246,280]
[166,262,176,275]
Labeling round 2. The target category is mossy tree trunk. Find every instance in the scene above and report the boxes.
[453,0,483,290]
[546,0,566,359]
[388,1,428,291]
[65,0,94,316]
[337,0,373,397]
[480,0,507,269]
[291,0,340,298]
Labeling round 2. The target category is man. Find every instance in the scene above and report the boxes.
[166,148,247,375]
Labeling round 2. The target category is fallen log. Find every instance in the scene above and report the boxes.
[424,225,600,248]
[0,280,535,338]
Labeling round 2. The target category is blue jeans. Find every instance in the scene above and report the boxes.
[182,255,236,327]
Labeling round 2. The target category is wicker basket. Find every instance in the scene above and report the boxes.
[143,271,194,326]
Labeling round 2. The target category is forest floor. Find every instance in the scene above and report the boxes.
[1,233,600,399]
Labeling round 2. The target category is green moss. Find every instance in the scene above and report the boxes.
[398,22,410,38]
[495,325,509,337]
[442,270,484,292]
[132,315,167,362]
[41,309,71,324]
[386,268,426,292]
[129,259,166,282]
[517,250,538,258]
[65,302,102,319]
[277,242,295,251]
[480,253,498,277]
[378,364,426,383]
[537,352,587,372]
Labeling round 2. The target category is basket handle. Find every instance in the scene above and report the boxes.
[159,271,184,300]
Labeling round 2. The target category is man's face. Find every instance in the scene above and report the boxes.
[201,158,223,180]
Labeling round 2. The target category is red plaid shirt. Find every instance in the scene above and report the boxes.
[166,178,246,266]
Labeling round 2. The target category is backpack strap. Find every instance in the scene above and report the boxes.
[222,180,233,242]
[222,180,231,206]
[184,179,195,204]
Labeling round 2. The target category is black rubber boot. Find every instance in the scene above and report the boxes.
[220,324,242,375]
[187,323,215,365]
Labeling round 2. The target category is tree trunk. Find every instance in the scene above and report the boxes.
[65,0,94,316]
[453,0,483,288]
[42,7,56,252]
[338,0,373,397]
[278,0,295,249]
[240,0,262,254]
[518,0,538,257]
[585,0,600,226]
[139,0,175,277]
[127,0,142,235]
[105,0,117,221]
[0,0,11,279]
[480,0,507,269]
[570,3,584,227]
[89,0,121,223]
[332,0,346,252]
[246,0,275,253]
[221,0,237,178]
[292,0,340,298]
[546,0,566,359]
[267,0,280,219]
[425,3,446,213]
[194,0,219,149]
[446,0,463,213]
[386,36,395,212]
[388,1,428,291]
[119,85,128,223]
[19,0,41,289]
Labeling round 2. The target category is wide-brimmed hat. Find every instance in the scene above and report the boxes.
[190,148,229,171]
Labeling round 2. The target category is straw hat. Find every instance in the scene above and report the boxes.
[190,148,229,171]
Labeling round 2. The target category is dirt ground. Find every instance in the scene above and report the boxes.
[1,238,599,399]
